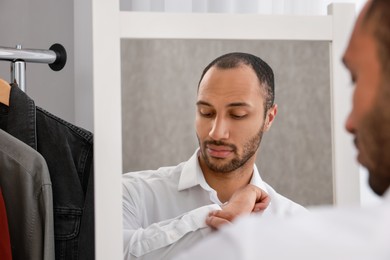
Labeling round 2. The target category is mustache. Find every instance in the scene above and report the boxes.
[203,140,237,151]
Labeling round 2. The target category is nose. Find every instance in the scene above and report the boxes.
[345,112,355,134]
[209,117,229,140]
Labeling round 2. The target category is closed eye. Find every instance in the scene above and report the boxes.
[230,114,247,120]
[198,110,214,118]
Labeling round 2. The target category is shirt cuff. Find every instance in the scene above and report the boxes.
[187,204,222,228]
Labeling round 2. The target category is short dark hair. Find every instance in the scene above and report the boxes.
[198,52,275,111]
[364,0,390,74]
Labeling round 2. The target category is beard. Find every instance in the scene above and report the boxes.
[198,126,264,173]
[359,80,390,196]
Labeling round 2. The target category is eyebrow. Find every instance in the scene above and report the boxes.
[196,100,251,108]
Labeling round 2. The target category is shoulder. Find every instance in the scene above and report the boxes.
[0,130,50,182]
[122,162,186,193]
[221,204,390,259]
[36,106,93,143]
[262,182,308,216]
[0,130,52,194]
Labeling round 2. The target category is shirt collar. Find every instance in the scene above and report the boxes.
[5,84,37,150]
[250,164,268,191]
[178,148,268,192]
[178,148,202,191]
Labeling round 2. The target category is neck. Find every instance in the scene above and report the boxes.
[199,156,255,203]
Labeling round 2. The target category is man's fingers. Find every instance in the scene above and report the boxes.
[206,215,231,230]
[210,209,235,221]
[256,188,270,204]
[253,201,269,212]
[253,196,270,212]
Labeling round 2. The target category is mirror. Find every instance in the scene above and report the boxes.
[121,39,332,207]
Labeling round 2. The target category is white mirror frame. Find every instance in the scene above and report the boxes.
[86,3,358,259]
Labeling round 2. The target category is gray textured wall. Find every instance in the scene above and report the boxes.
[121,39,332,207]
[0,0,75,124]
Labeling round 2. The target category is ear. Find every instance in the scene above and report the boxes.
[263,104,278,132]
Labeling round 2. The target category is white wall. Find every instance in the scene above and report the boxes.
[74,0,94,131]
[0,0,75,125]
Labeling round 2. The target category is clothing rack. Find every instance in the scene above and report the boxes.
[0,44,67,91]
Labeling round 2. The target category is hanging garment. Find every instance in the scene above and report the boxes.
[0,187,12,260]
[0,129,55,260]
[0,84,95,260]
[0,78,10,106]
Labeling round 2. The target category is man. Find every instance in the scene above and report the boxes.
[122,53,307,259]
[174,0,390,259]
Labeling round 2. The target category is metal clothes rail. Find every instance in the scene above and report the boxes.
[0,44,66,91]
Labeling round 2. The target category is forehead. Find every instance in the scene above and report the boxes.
[343,7,376,66]
[197,65,264,104]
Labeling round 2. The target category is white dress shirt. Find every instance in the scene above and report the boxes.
[122,149,307,259]
[175,190,390,260]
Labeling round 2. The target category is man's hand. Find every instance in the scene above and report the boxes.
[206,184,270,230]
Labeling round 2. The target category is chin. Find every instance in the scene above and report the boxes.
[368,174,390,196]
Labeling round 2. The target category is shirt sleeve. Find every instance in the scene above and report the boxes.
[123,184,221,259]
